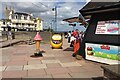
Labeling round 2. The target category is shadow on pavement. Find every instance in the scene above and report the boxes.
[63,47,73,51]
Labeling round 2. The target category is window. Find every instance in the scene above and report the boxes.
[28,24,30,26]
[15,15,18,19]
[24,16,27,20]
[22,23,24,25]
[3,22,5,25]
[12,15,14,19]
[16,23,18,25]
[18,15,21,20]
[35,24,37,27]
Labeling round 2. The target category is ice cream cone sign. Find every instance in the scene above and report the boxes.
[34,32,42,41]
[34,32,43,56]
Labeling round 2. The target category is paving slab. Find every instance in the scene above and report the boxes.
[67,66,89,73]
[60,62,82,67]
[53,53,66,57]
[45,67,70,75]
[0,66,6,71]
[81,65,103,72]
[24,56,43,61]
[46,63,62,68]
[42,54,55,57]
[27,69,46,77]
[2,71,27,78]
[27,60,42,65]
[58,58,76,63]
[69,71,102,78]
[52,73,72,78]
[41,60,60,64]
[43,57,56,60]
[5,66,23,71]
[24,64,47,70]
[5,61,27,66]
[23,75,53,79]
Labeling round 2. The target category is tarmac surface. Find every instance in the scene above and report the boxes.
[0,37,106,79]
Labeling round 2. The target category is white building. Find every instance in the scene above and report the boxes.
[0,6,43,31]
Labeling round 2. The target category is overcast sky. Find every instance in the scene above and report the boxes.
[0,0,91,31]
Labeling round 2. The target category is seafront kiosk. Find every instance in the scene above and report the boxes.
[79,2,120,64]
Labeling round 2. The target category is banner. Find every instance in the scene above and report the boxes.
[85,43,120,64]
[95,20,120,34]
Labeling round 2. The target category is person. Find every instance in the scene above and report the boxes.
[72,29,81,57]
[67,31,71,43]
[70,34,76,47]
[64,32,68,39]
[7,24,12,40]
[81,31,85,41]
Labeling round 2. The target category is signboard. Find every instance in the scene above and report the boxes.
[85,43,120,64]
[95,20,120,34]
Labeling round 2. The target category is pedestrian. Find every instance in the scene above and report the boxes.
[70,34,76,47]
[72,29,81,57]
[81,31,85,41]
[64,32,68,39]
[7,24,12,40]
[68,31,71,43]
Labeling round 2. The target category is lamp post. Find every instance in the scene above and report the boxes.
[52,6,57,32]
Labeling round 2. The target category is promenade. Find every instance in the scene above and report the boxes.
[0,36,106,79]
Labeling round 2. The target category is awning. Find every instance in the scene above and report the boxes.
[63,17,79,23]
[79,2,120,17]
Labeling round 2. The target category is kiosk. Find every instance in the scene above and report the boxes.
[79,2,120,64]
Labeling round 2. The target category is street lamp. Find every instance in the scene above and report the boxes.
[52,6,57,32]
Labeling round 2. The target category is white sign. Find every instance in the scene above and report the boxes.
[85,43,120,64]
[95,20,120,34]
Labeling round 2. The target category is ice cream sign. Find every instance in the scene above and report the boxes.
[85,43,120,64]
[100,45,110,50]
[95,20,120,34]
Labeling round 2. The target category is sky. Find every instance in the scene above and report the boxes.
[0,0,91,31]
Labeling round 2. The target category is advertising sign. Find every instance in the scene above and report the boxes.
[95,20,120,34]
[85,43,120,64]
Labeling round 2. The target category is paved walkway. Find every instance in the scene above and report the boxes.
[0,37,30,48]
[0,38,106,79]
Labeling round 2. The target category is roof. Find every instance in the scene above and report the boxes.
[80,2,120,16]
[63,17,79,23]
[63,14,88,26]
[81,2,118,10]
[14,12,30,16]
[0,19,11,22]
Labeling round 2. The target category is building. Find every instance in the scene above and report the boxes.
[0,6,43,31]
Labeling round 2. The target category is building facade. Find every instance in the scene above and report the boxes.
[0,6,43,31]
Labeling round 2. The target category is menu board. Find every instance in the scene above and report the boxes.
[95,20,120,34]
[85,43,120,64]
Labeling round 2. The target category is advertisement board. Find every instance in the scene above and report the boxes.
[85,43,120,64]
[95,20,120,34]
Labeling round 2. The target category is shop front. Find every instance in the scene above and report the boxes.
[79,2,120,64]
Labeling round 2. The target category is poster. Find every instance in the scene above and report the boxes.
[85,43,120,64]
[95,20,120,34]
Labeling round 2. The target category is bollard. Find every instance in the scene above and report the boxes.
[34,32,43,57]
